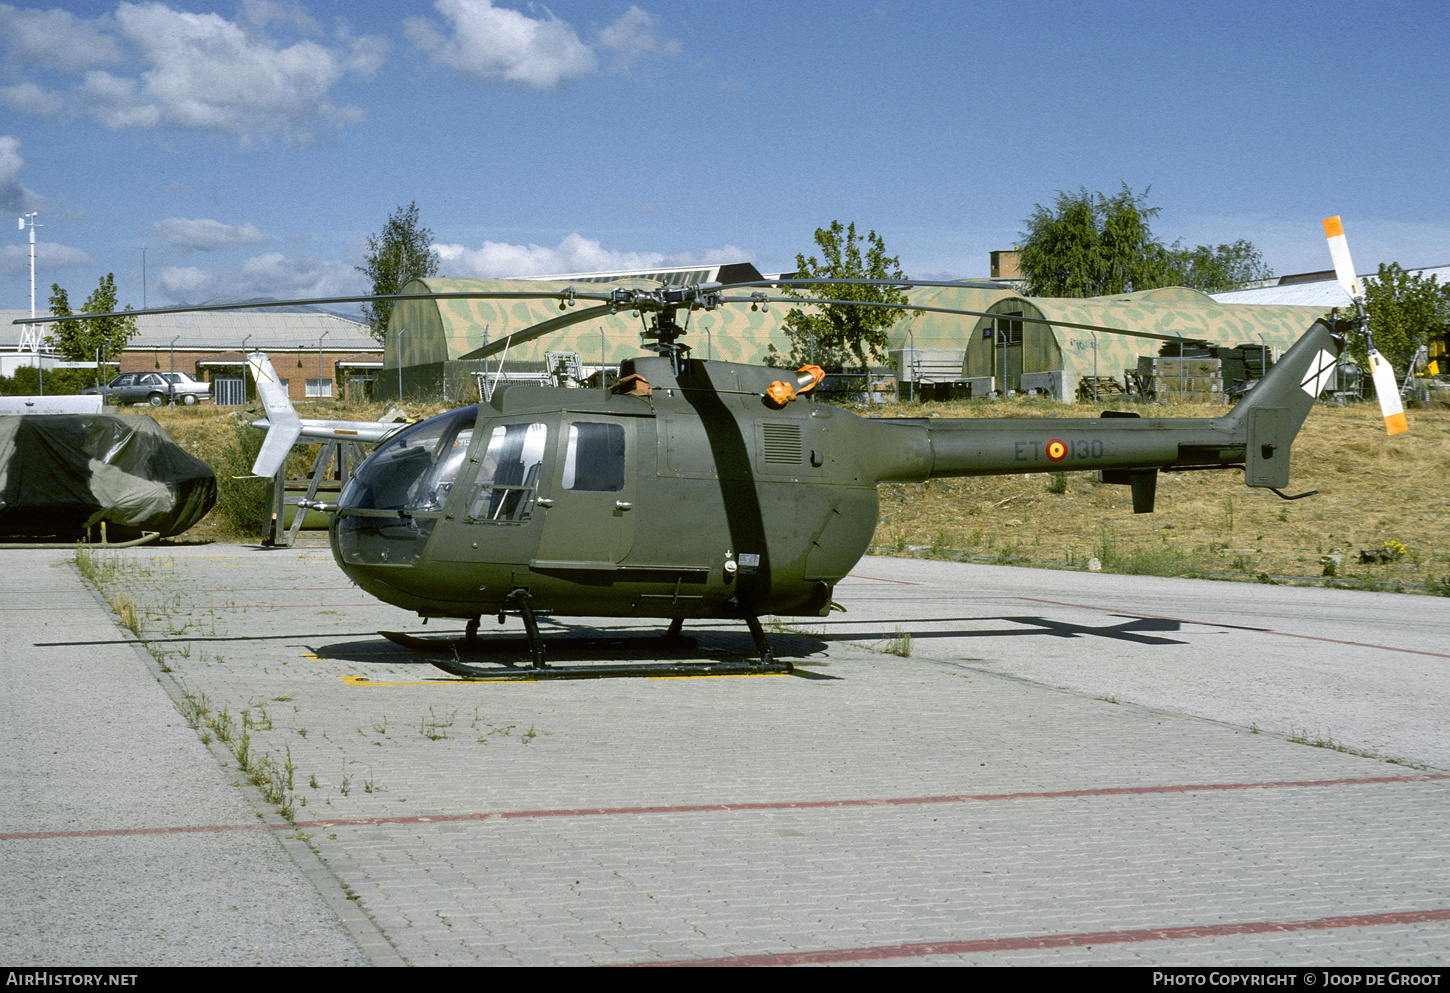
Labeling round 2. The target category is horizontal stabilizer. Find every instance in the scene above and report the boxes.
[249,417,408,445]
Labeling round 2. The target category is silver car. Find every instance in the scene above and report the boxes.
[83,371,212,406]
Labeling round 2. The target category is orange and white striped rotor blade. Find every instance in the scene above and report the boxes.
[1323,216,1364,303]
[1367,348,1408,435]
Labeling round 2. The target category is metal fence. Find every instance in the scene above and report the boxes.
[213,377,245,406]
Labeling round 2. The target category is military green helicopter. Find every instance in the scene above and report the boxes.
[17,220,1392,680]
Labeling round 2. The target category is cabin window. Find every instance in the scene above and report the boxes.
[466,422,548,522]
[418,423,473,511]
[562,422,626,492]
[339,405,475,512]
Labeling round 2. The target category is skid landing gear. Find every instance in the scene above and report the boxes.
[381,607,793,680]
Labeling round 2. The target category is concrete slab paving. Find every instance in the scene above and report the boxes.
[0,548,369,966]
[3,543,1447,966]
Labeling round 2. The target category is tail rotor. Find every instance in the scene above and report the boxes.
[1323,216,1407,435]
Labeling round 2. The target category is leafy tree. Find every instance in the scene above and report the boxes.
[1163,239,1272,294]
[47,274,137,363]
[771,221,907,372]
[1353,263,1449,378]
[356,201,441,343]
[1019,185,1163,297]
[1018,184,1270,296]
[0,366,110,396]
[47,283,75,346]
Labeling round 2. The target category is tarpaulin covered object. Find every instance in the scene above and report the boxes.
[0,414,216,539]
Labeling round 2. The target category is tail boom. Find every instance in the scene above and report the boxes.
[859,319,1345,511]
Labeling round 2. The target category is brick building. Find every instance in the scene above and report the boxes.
[1,308,382,404]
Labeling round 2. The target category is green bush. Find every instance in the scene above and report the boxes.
[211,420,268,537]
[210,419,311,538]
[0,366,114,396]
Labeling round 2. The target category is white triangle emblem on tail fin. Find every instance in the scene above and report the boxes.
[1300,349,1337,399]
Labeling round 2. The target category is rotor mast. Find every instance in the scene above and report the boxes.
[615,282,725,374]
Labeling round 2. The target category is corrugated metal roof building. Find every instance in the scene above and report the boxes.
[1211,266,1449,307]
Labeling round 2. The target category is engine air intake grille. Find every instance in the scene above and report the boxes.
[762,423,802,464]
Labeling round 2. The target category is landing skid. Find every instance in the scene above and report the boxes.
[379,612,793,681]
[425,654,795,682]
[377,628,699,657]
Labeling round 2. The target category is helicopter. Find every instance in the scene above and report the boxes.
[15,219,1396,679]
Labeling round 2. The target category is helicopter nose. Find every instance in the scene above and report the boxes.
[335,514,438,568]
[333,406,478,569]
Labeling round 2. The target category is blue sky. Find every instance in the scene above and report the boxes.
[1,0,1446,317]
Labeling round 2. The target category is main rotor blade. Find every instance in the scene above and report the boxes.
[17,276,1210,349]
[456,304,619,361]
[6,277,1009,327]
[727,277,1009,292]
[720,294,1212,346]
[9,289,618,325]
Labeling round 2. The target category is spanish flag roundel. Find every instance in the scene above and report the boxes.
[1046,438,1068,462]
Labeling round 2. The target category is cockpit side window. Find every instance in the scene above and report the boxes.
[466,422,548,523]
[562,422,626,492]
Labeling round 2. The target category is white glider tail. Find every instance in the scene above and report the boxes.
[245,352,408,477]
[247,353,302,477]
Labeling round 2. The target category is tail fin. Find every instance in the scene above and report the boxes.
[1225,320,1344,488]
[246,352,302,477]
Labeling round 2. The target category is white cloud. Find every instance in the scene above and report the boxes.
[0,82,68,117]
[0,2,389,143]
[0,241,92,273]
[153,217,271,251]
[0,135,47,214]
[405,0,596,89]
[0,4,124,73]
[0,135,24,185]
[598,6,679,74]
[406,1,677,89]
[435,232,751,278]
[238,0,323,38]
[156,251,364,303]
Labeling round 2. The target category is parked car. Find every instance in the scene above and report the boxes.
[81,371,212,406]
[158,372,212,405]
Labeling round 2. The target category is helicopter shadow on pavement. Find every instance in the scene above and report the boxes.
[812,614,1188,647]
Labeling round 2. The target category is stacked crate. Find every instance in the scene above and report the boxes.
[1136,355,1224,403]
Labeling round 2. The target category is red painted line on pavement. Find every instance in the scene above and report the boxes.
[844,572,922,586]
[631,908,1450,966]
[5,774,1443,841]
[1,821,275,841]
